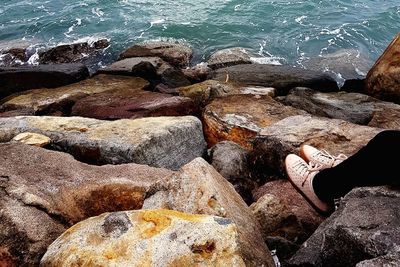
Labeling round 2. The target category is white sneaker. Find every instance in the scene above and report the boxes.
[300,144,347,169]
[285,154,330,213]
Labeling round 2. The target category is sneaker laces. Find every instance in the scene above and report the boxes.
[315,149,348,166]
[291,160,324,187]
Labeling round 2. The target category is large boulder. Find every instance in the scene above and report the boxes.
[203,94,307,148]
[249,115,383,179]
[143,158,276,267]
[288,186,400,267]
[210,64,339,95]
[40,210,247,267]
[119,41,193,68]
[0,39,37,66]
[0,63,89,100]
[366,33,400,103]
[281,87,400,129]
[0,143,173,266]
[0,115,206,169]
[71,89,198,120]
[0,75,149,116]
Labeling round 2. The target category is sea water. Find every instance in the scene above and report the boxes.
[1,0,399,68]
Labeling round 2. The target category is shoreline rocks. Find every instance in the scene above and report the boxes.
[0,36,400,267]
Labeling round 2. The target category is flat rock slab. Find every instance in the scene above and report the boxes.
[0,75,149,115]
[0,115,206,169]
[178,79,275,107]
[211,64,339,95]
[366,33,400,103]
[0,63,89,100]
[207,47,254,69]
[282,87,400,129]
[249,115,383,178]
[143,158,275,267]
[0,143,173,266]
[71,88,198,120]
[119,41,193,68]
[40,209,246,267]
[203,94,307,149]
[288,186,400,267]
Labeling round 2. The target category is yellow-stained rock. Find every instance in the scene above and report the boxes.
[40,209,246,267]
[12,132,50,147]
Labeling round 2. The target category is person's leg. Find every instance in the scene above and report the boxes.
[312,130,400,202]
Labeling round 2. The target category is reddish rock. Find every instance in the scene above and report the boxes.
[71,90,198,120]
[203,94,306,149]
[366,33,400,103]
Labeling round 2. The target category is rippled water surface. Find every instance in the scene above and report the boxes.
[1,0,399,65]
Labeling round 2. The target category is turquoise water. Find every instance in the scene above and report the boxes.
[1,0,400,66]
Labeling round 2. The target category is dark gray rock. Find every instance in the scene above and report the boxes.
[0,64,89,100]
[288,186,400,267]
[208,141,255,204]
[39,39,110,65]
[280,87,400,129]
[356,251,400,267]
[210,64,339,95]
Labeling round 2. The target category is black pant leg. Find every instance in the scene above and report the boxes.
[313,130,400,202]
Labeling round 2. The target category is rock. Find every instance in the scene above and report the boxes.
[366,33,400,103]
[119,41,193,68]
[0,115,206,169]
[40,209,247,267]
[203,94,307,149]
[39,39,110,65]
[251,180,325,245]
[341,78,366,93]
[11,132,51,147]
[207,47,254,69]
[287,186,400,267]
[143,158,275,267]
[0,39,34,66]
[0,75,149,115]
[211,64,339,95]
[179,80,237,107]
[0,108,34,117]
[0,143,173,266]
[265,236,300,263]
[249,115,383,179]
[178,80,276,107]
[182,63,211,83]
[356,251,400,267]
[208,141,255,204]
[302,49,373,82]
[71,89,198,120]
[98,57,191,88]
[281,87,400,129]
[0,63,89,100]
